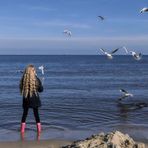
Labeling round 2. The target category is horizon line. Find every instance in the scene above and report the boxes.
[0,54,147,56]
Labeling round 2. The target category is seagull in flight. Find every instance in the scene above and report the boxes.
[140,7,148,13]
[38,65,44,75]
[122,46,142,60]
[63,29,72,37]
[130,51,142,61]
[118,89,133,101]
[99,48,120,59]
[98,15,105,21]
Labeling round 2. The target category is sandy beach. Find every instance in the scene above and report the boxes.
[0,130,148,148]
[0,139,147,148]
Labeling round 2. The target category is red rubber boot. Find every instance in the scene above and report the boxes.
[37,123,41,133]
[21,123,26,133]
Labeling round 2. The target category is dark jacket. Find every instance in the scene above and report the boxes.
[20,76,43,108]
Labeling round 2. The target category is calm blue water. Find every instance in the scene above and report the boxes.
[0,55,148,142]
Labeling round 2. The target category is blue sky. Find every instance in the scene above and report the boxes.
[0,0,148,55]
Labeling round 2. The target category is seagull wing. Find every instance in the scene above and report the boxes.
[120,89,128,94]
[63,30,72,37]
[99,48,106,54]
[139,53,142,57]
[140,8,148,13]
[140,8,144,13]
[140,8,145,13]
[110,48,120,54]
[133,53,138,59]
[39,66,43,70]
[98,16,104,20]
[130,51,136,56]
[39,66,44,75]
[68,31,72,36]
[118,95,127,101]
[123,46,129,54]
[63,30,68,33]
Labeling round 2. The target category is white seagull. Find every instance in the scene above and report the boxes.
[130,51,142,61]
[99,48,120,59]
[38,65,44,75]
[140,7,148,13]
[119,89,133,101]
[122,47,142,60]
[63,29,72,37]
[98,15,105,21]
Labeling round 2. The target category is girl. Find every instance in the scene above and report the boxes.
[20,64,43,134]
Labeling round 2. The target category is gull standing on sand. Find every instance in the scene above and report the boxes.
[63,29,72,37]
[140,7,148,13]
[118,89,133,101]
[98,16,105,21]
[99,48,120,59]
[38,65,44,75]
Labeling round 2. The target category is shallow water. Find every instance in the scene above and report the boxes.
[0,55,148,142]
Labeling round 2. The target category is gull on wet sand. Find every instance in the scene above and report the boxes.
[99,48,120,59]
[118,89,133,101]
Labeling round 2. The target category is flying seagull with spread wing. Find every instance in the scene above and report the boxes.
[140,7,148,13]
[63,29,72,37]
[130,51,142,61]
[122,46,142,61]
[118,89,133,101]
[99,48,120,59]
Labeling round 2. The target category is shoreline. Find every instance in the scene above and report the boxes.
[0,139,72,148]
[0,139,147,148]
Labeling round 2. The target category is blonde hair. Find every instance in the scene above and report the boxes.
[20,65,38,98]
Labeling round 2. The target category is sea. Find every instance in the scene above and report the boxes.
[0,55,148,142]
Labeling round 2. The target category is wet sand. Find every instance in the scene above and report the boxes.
[0,139,72,148]
[0,140,147,148]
